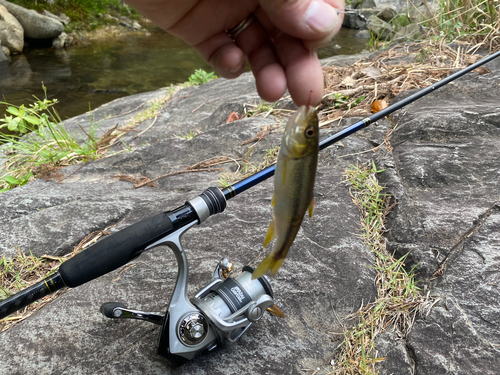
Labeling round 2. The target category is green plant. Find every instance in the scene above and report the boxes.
[330,161,434,375]
[390,13,412,31]
[174,129,199,140]
[421,0,500,47]
[365,28,394,52]
[188,69,218,86]
[245,101,277,117]
[0,250,62,300]
[326,93,366,110]
[218,175,232,188]
[0,87,105,191]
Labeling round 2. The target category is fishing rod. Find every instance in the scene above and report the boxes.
[222,49,500,199]
[1,49,499,365]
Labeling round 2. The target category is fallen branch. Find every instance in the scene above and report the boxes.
[133,168,220,188]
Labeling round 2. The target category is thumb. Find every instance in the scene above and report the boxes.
[258,0,344,47]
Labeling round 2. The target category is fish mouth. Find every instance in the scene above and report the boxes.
[291,106,318,130]
[302,105,318,121]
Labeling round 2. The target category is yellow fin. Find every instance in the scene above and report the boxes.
[271,193,275,207]
[263,219,276,247]
[252,254,285,279]
[308,197,315,218]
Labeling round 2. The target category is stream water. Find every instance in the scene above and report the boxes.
[0,26,369,121]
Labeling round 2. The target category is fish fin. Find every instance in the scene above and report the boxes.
[271,193,276,207]
[263,219,276,247]
[308,197,315,218]
[252,254,285,279]
[270,257,285,275]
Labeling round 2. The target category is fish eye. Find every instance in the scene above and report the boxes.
[304,126,316,138]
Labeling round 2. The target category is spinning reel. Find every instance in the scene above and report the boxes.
[99,192,277,366]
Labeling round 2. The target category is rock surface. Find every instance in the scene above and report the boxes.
[0,55,381,375]
[0,39,8,62]
[393,23,423,42]
[378,58,500,374]
[0,0,63,39]
[52,30,67,48]
[367,15,395,40]
[0,4,23,53]
[0,51,499,375]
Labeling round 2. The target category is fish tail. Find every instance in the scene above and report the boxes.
[252,254,285,279]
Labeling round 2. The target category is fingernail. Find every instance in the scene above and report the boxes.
[305,1,338,33]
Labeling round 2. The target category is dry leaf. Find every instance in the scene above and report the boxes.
[226,112,240,123]
[341,76,357,88]
[371,100,389,113]
[362,66,382,79]
[473,67,490,75]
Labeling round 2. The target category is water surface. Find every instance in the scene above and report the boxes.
[0,26,368,121]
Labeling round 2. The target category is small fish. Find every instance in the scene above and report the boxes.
[252,105,319,279]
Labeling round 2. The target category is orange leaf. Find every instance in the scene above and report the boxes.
[226,112,240,123]
[371,100,389,113]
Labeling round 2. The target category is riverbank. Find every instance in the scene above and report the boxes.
[62,18,156,49]
[1,45,499,374]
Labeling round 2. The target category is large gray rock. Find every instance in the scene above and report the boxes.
[0,0,63,39]
[367,15,395,40]
[393,23,423,42]
[377,5,397,22]
[1,50,499,375]
[378,59,500,374]
[374,0,419,12]
[0,57,385,374]
[0,4,23,53]
[42,9,70,26]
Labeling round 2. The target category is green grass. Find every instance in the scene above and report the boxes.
[330,161,434,375]
[174,129,200,140]
[0,72,219,193]
[0,87,105,191]
[8,0,140,32]
[325,93,366,111]
[0,250,63,300]
[421,0,500,47]
[217,146,280,188]
[9,0,138,22]
[244,101,278,118]
[188,69,218,86]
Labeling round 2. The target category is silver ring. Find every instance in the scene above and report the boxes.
[226,14,254,40]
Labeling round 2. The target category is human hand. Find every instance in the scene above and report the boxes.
[124,0,344,106]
